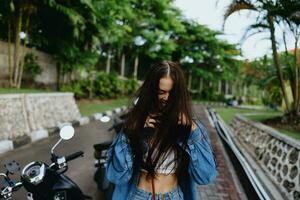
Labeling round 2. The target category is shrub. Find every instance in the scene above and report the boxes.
[261,86,282,106]
[124,79,139,95]
[60,73,139,99]
[24,53,42,79]
[60,80,89,98]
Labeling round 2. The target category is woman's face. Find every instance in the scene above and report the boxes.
[158,76,173,109]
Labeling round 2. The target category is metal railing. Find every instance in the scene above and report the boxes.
[207,107,272,200]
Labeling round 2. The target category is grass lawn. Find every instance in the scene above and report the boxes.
[214,107,282,124]
[214,107,300,141]
[244,113,283,122]
[279,129,300,140]
[77,98,130,116]
[0,88,54,94]
[193,100,224,104]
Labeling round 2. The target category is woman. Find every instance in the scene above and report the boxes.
[106,61,218,200]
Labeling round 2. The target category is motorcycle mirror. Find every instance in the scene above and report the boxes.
[100,116,110,123]
[59,125,75,140]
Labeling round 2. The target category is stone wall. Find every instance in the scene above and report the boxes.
[231,115,300,200]
[0,93,81,140]
[0,41,57,86]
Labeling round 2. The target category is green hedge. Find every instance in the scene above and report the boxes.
[191,89,225,102]
[60,73,139,99]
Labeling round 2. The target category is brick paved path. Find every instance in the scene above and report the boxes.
[194,105,246,200]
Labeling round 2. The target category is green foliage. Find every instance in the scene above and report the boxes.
[55,45,98,74]
[224,0,300,115]
[60,80,89,98]
[262,86,282,106]
[60,74,139,99]
[243,53,294,106]
[124,78,139,95]
[24,53,42,78]
[93,73,139,98]
[194,89,225,102]
[93,73,122,98]
[172,19,241,87]
[246,97,263,105]
[0,0,242,98]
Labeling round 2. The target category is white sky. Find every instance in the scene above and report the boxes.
[173,0,295,59]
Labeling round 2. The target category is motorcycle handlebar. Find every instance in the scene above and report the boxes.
[12,182,22,191]
[108,121,124,132]
[0,182,22,199]
[65,151,84,162]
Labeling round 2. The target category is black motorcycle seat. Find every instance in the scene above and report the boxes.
[93,141,112,152]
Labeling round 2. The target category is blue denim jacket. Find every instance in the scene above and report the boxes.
[105,120,218,200]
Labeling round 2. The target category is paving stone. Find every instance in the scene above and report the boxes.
[195,105,243,200]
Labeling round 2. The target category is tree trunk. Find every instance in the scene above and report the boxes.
[218,80,222,94]
[13,9,22,87]
[8,20,13,86]
[230,83,236,96]
[106,48,111,74]
[208,80,212,87]
[17,54,25,89]
[225,81,229,95]
[17,15,30,89]
[133,55,139,79]
[243,85,247,97]
[120,53,125,77]
[283,32,296,103]
[68,71,72,83]
[198,77,203,93]
[56,63,61,91]
[89,77,93,99]
[294,39,299,114]
[188,71,192,90]
[267,15,290,112]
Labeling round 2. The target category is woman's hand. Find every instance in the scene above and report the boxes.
[144,112,197,130]
[144,114,159,128]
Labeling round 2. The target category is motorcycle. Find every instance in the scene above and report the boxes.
[93,112,128,199]
[0,125,92,200]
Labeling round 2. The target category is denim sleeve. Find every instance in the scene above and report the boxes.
[105,129,133,185]
[178,120,218,185]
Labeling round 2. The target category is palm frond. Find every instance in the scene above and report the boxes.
[42,0,85,26]
[223,0,257,30]
[240,23,269,42]
[290,11,300,25]
[9,0,14,12]
[79,0,95,12]
[224,0,256,20]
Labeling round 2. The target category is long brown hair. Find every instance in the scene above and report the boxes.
[123,61,193,180]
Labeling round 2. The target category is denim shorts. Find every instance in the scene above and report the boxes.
[130,185,184,200]
[128,173,184,200]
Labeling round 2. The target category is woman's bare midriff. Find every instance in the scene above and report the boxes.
[137,170,178,193]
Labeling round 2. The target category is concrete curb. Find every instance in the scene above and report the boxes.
[0,140,13,154]
[0,105,128,154]
[31,129,49,142]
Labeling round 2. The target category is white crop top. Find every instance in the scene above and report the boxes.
[142,146,177,174]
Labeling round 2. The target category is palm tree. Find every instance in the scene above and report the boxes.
[223,0,291,113]
[273,0,300,115]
